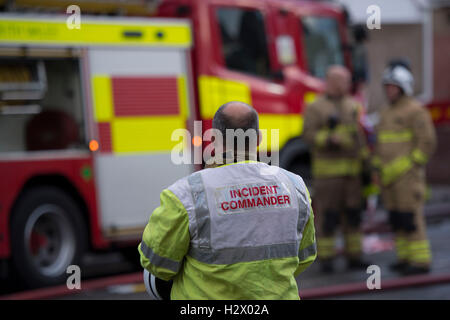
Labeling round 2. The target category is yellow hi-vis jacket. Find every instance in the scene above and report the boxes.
[138,161,316,300]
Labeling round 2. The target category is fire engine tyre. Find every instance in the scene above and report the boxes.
[10,186,87,288]
[279,137,311,186]
[120,246,143,270]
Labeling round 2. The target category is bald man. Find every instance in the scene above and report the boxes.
[139,101,317,299]
[303,66,370,273]
[206,101,261,166]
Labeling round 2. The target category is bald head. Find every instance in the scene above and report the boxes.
[212,101,260,152]
[325,65,351,98]
[213,101,259,133]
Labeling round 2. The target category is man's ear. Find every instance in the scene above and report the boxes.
[257,129,262,147]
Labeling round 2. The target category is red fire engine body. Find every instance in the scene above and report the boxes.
[0,0,362,287]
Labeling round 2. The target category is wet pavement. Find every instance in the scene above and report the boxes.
[2,188,450,300]
[329,283,450,300]
[53,217,450,300]
[297,217,450,299]
[298,218,450,288]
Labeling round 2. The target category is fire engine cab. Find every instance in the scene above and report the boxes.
[0,0,364,287]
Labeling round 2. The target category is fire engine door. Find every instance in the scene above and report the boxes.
[89,47,194,239]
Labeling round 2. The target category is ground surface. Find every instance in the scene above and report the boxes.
[2,187,450,300]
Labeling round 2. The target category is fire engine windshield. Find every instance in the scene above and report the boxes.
[216,7,271,78]
[300,16,344,79]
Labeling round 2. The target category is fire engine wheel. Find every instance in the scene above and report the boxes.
[11,186,86,288]
[279,137,312,187]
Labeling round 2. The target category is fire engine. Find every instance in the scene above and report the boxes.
[0,0,364,287]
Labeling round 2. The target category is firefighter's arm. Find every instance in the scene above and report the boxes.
[358,125,376,195]
[370,115,382,180]
[353,106,375,194]
[354,103,370,159]
[303,103,329,149]
[336,102,367,152]
[138,189,190,281]
[294,188,317,277]
[411,108,437,166]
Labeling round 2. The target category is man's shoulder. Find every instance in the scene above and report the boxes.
[213,163,308,192]
[166,164,234,194]
[344,96,363,110]
[307,95,328,109]
[166,173,193,200]
[406,96,422,107]
[168,163,307,189]
[399,97,428,124]
[378,104,391,120]
[406,98,425,114]
[277,169,311,214]
[277,168,308,193]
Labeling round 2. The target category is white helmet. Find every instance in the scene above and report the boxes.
[143,269,173,300]
[382,62,414,96]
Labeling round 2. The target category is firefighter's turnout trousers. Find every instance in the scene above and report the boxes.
[303,95,369,261]
[373,96,437,268]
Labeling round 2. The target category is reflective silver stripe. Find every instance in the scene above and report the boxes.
[283,171,310,236]
[140,241,181,273]
[188,242,298,265]
[187,172,211,249]
[168,178,198,240]
[298,242,317,261]
[283,172,315,262]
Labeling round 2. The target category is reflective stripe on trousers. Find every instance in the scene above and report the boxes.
[345,232,362,256]
[317,237,335,259]
[408,240,432,265]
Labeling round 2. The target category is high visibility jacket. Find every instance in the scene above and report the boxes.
[303,95,368,178]
[373,96,436,186]
[138,161,316,300]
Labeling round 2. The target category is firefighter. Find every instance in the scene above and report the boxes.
[138,101,316,299]
[303,65,370,273]
[372,60,436,275]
